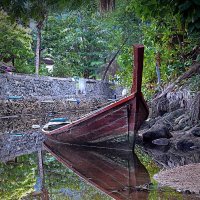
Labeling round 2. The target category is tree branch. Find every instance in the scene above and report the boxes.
[154,62,200,101]
[102,38,128,81]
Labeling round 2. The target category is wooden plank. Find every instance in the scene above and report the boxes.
[131,44,144,94]
[45,94,135,135]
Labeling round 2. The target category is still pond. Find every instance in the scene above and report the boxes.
[0,114,199,200]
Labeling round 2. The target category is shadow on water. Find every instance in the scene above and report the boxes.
[0,116,200,199]
[141,143,200,169]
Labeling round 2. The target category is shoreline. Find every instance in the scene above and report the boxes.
[154,163,200,195]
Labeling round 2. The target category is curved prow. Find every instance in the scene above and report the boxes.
[129,44,148,134]
[131,44,144,94]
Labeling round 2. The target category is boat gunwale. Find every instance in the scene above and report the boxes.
[43,93,136,135]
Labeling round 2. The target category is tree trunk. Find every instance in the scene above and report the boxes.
[155,52,161,87]
[189,92,200,123]
[102,49,120,81]
[35,21,43,75]
[100,0,115,12]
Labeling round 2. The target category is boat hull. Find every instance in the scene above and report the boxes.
[43,44,149,148]
[44,93,148,147]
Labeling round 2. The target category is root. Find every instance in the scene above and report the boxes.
[151,63,200,119]
[189,92,200,123]
[154,62,200,101]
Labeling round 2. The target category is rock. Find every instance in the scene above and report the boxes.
[143,125,172,142]
[184,190,191,194]
[183,126,191,131]
[190,146,199,150]
[32,124,40,129]
[176,139,194,151]
[151,109,185,131]
[152,138,170,146]
[173,123,186,131]
[139,120,150,130]
[169,100,181,112]
[191,127,200,137]
[178,116,190,125]
[147,118,157,127]
[174,114,185,123]
[150,96,169,117]
[173,114,190,131]
[167,109,185,120]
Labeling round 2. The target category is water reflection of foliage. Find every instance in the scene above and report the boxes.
[0,148,192,200]
[135,146,160,180]
[0,151,111,200]
[44,152,111,200]
[0,154,37,200]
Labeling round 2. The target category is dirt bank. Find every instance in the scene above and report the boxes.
[154,163,200,194]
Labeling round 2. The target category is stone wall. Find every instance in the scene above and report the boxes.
[0,74,123,116]
[0,73,122,100]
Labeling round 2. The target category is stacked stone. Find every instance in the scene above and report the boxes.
[0,73,122,117]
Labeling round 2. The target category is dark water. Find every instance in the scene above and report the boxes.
[0,115,200,200]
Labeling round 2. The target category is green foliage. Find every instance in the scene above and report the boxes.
[160,0,200,33]
[42,8,119,78]
[117,46,133,88]
[106,0,142,44]
[39,0,142,79]
[0,0,92,22]
[0,10,34,73]
[135,146,160,180]
[128,0,171,22]
[1,0,199,92]
[0,0,94,74]
[104,0,142,87]
[115,0,200,99]
[186,74,200,92]
[141,19,199,98]
[128,0,200,34]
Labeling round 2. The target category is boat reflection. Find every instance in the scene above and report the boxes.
[44,139,151,200]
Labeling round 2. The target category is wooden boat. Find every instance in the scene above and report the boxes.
[43,44,148,148]
[44,139,150,200]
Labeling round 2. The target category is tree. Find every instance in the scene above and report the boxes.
[0,10,34,73]
[159,0,200,33]
[116,0,200,98]
[27,0,92,75]
[41,0,141,79]
[42,7,118,78]
[0,0,118,75]
[0,0,93,75]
